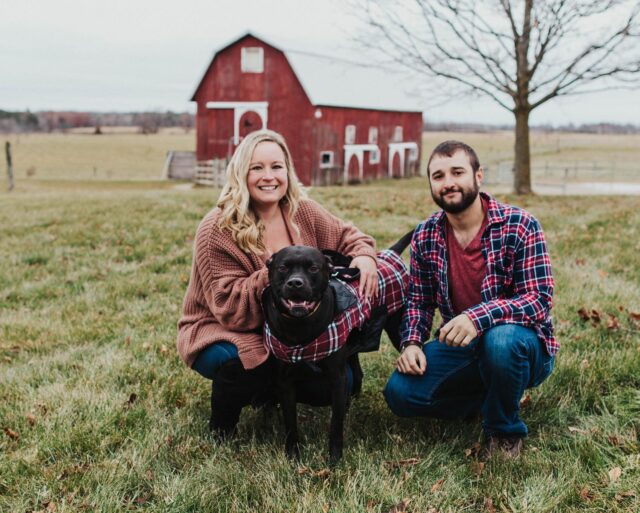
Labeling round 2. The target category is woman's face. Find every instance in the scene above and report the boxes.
[247,141,289,209]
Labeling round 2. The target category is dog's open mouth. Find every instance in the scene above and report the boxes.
[280,298,319,317]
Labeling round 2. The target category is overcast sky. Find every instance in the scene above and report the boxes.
[1,0,638,125]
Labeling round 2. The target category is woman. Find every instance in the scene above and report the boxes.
[177,129,379,437]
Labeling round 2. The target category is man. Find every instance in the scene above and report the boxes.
[384,140,557,458]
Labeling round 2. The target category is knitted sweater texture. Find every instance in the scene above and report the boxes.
[177,199,377,369]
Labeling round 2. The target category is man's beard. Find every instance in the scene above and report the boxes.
[431,178,480,214]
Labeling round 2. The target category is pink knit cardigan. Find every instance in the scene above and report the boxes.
[176,199,377,370]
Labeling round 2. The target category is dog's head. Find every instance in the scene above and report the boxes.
[267,246,332,318]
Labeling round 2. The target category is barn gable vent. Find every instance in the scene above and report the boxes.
[241,47,264,73]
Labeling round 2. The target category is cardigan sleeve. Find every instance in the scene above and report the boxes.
[194,217,269,332]
[301,199,377,260]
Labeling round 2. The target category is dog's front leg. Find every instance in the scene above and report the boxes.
[277,374,301,460]
[328,366,348,465]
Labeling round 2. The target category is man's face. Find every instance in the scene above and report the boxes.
[428,150,482,214]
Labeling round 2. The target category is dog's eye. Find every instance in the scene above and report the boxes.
[277,265,288,273]
[308,265,319,273]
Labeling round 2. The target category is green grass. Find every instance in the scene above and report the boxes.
[1,178,639,512]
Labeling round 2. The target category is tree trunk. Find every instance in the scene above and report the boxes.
[513,108,532,194]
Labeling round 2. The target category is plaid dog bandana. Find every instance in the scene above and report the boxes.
[264,250,408,363]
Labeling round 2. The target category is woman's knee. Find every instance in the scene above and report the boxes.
[192,342,239,380]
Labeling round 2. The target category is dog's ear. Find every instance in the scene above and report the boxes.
[324,254,334,272]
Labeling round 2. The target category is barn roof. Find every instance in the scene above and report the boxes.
[191,32,424,113]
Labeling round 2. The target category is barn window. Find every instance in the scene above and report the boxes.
[368,127,378,144]
[320,151,334,168]
[369,148,380,164]
[241,47,264,73]
[345,125,356,144]
[393,126,403,142]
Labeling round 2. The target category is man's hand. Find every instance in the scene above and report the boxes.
[350,255,378,300]
[396,344,426,375]
[439,314,477,347]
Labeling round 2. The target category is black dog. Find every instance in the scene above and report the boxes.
[263,231,413,464]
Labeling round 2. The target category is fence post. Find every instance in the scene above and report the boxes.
[5,141,14,192]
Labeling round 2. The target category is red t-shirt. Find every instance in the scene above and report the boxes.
[446,198,489,315]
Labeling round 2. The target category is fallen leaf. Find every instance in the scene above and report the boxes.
[430,478,445,493]
[608,466,622,483]
[314,468,331,479]
[629,312,640,325]
[385,498,411,513]
[464,442,481,458]
[26,413,36,426]
[607,435,621,447]
[3,427,19,440]
[590,309,601,324]
[606,314,620,330]
[580,359,590,370]
[124,336,131,345]
[160,344,169,355]
[597,269,608,278]
[385,457,421,469]
[134,493,151,505]
[366,500,378,512]
[471,461,485,476]
[47,502,57,512]
[322,504,330,513]
[617,305,625,312]
[483,497,496,512]
[614,491,636,502]
[579,486,595,502]
[577,308,590,321]
[575,258,585,266]
[141,342,151,351]
[520,394,531,408]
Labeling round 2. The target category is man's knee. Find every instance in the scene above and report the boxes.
[383,372,422,417]
[481,325,534,370]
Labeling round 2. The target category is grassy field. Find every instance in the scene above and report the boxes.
[1,178,639,512]
[3,129,639,184]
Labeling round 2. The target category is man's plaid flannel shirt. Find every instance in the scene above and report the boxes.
[401,192,558,356]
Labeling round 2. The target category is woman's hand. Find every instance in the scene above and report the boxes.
[350,255,378,300]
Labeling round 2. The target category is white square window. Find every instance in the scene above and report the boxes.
[369,148,380,164]
[241,47,264,73]
[393,126,403,142]
[320,151,334,169]
[368,126,378,144]
[345,125,356,144]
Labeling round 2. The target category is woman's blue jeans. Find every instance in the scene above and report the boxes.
[193,342,354,407]
[383,324,554,438]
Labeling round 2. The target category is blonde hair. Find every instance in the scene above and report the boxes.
[216,129,306,255]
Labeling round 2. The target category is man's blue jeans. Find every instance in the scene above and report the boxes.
[383,324,554,438]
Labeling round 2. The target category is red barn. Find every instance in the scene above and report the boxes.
[191,32,423,185]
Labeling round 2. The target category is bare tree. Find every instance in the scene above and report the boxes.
[359,0,640,193]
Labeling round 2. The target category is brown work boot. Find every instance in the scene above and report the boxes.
[483,435,523,460]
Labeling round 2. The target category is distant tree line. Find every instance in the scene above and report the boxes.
[0,110,195,134]
[424,120,640,135]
